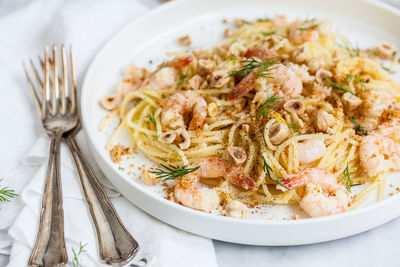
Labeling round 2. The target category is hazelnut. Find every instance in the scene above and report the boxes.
[227,146,247,166]
[207,102,218,117]
[176,128,190,150]
[224,28,235,38]
[341,92,362,112]
[315,110,335,132]
[315,69,332,84]
[100,94,120,110]
[211,70,230,88]
[376,41,397,59]
[198,59,215,76]
[226,200,248,219]
[268,123,290,145]
[158,131,177,144]
[283,99,305,115]
[142,168,161,185]
[189,75,202,90]
[177,35,192,46]
[307,58,324,74]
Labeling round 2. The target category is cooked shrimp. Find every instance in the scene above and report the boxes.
[288,20,320,44]
[374,118,400,137]
[243,47,279,62]
[298,139,327,165]
[173,157,256,211]
[229,64,302,100]
[281,168,348,217]
[360,134,400,177]
[161,91,207,130]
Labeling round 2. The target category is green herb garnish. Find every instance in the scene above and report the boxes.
[0,179,17,203]
[345,73,367,84]
[325,77,354,95]
[151,164,200,181]
[349,116,368,135]
[341,163,352,192]
[257,95,282,119]
[261,29,277,36]
[298,18,319,31]
[288,124,301,135]
[382,66,395,74]
[229,58,280,78]
[133,100,142,108]
[262,156,290,190]
[147,111,156,125]
[118,166,125,171]
[232,56,237,65]
[176,73,187,89]
[72,242,87,267]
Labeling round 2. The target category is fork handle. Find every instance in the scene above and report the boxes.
[66,137,139,265]
[29,133,68,267]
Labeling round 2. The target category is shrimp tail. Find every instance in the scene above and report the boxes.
[225,168,257,191]
[229,67,259,100]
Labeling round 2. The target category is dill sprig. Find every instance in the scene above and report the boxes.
[257,95,282,119]
[298,18,319,31]
[229,58,280,78]
[261,29,277,36]
[345,73,367,84]
[325,77,354,95]
[176,73,187,89]
[72,242,87,267]
[0,179,17,203]
[288,124,301,135]
[382,65,395,74]
[341,163,352,192]
[349,116,368,135]
[151,164,200,181]
[262,156,290,190]
[147,111,156,125]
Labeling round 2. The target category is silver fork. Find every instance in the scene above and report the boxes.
[24,45,139,266]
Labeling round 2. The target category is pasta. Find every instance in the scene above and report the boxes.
[101,15,400,219]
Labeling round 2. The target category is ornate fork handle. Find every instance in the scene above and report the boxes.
[29,132,68,267]
[66,137,139,265]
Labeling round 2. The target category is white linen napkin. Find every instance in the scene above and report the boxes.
[0,0,218,266]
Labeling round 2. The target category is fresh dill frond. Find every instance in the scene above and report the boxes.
[176,73,187,89]
[0,179,17,203]
[351,183,362,187]
[229,58,280,78]
[341,163,352,192]
[261,29,277,36]
[118,166,125,171]
[147,111,156,125]
[153,134,160,141]
[382,65,395,74]
[133,100,142,108]
[262,156,290,190]
[349,116,368,135]
[232,56,237,65]
[257,95,282,119]
[256,17,270,22]
[298,17,319,31]
[150,164,200,181]
[325,77,354,95]
[345,73,367,84]
[72,242,87,267]
[288,124,301,135]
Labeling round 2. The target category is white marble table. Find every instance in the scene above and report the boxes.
[1,0,400,266]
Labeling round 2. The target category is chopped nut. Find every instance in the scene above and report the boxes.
[207,102,218,117]
[242,124,250,133]
[315,69,332,84]
[376,41,397,59]
[211,70,230,88]
[101,94,120,110]
[283,99,305,115]
[200,80,209,89]
[234,18,247,27]
[342,92,362,112]
[224,28,235,37]
[142,168,161,185]
[198,59,215,76]
[158,131,177,144]
[268,123,290,145]
[227,146,247,166]
[226,200,248,219]
[188,75,202,90]
[315,110,335,132]
[177,35,192,46]
[176,128,190,150]
[307,58,324,74]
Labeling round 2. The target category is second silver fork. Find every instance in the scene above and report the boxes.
[24,45,139,266]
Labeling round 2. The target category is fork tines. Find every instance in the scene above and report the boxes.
[23,45,77,119]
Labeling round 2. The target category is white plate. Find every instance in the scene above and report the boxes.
[81,0,400,245]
